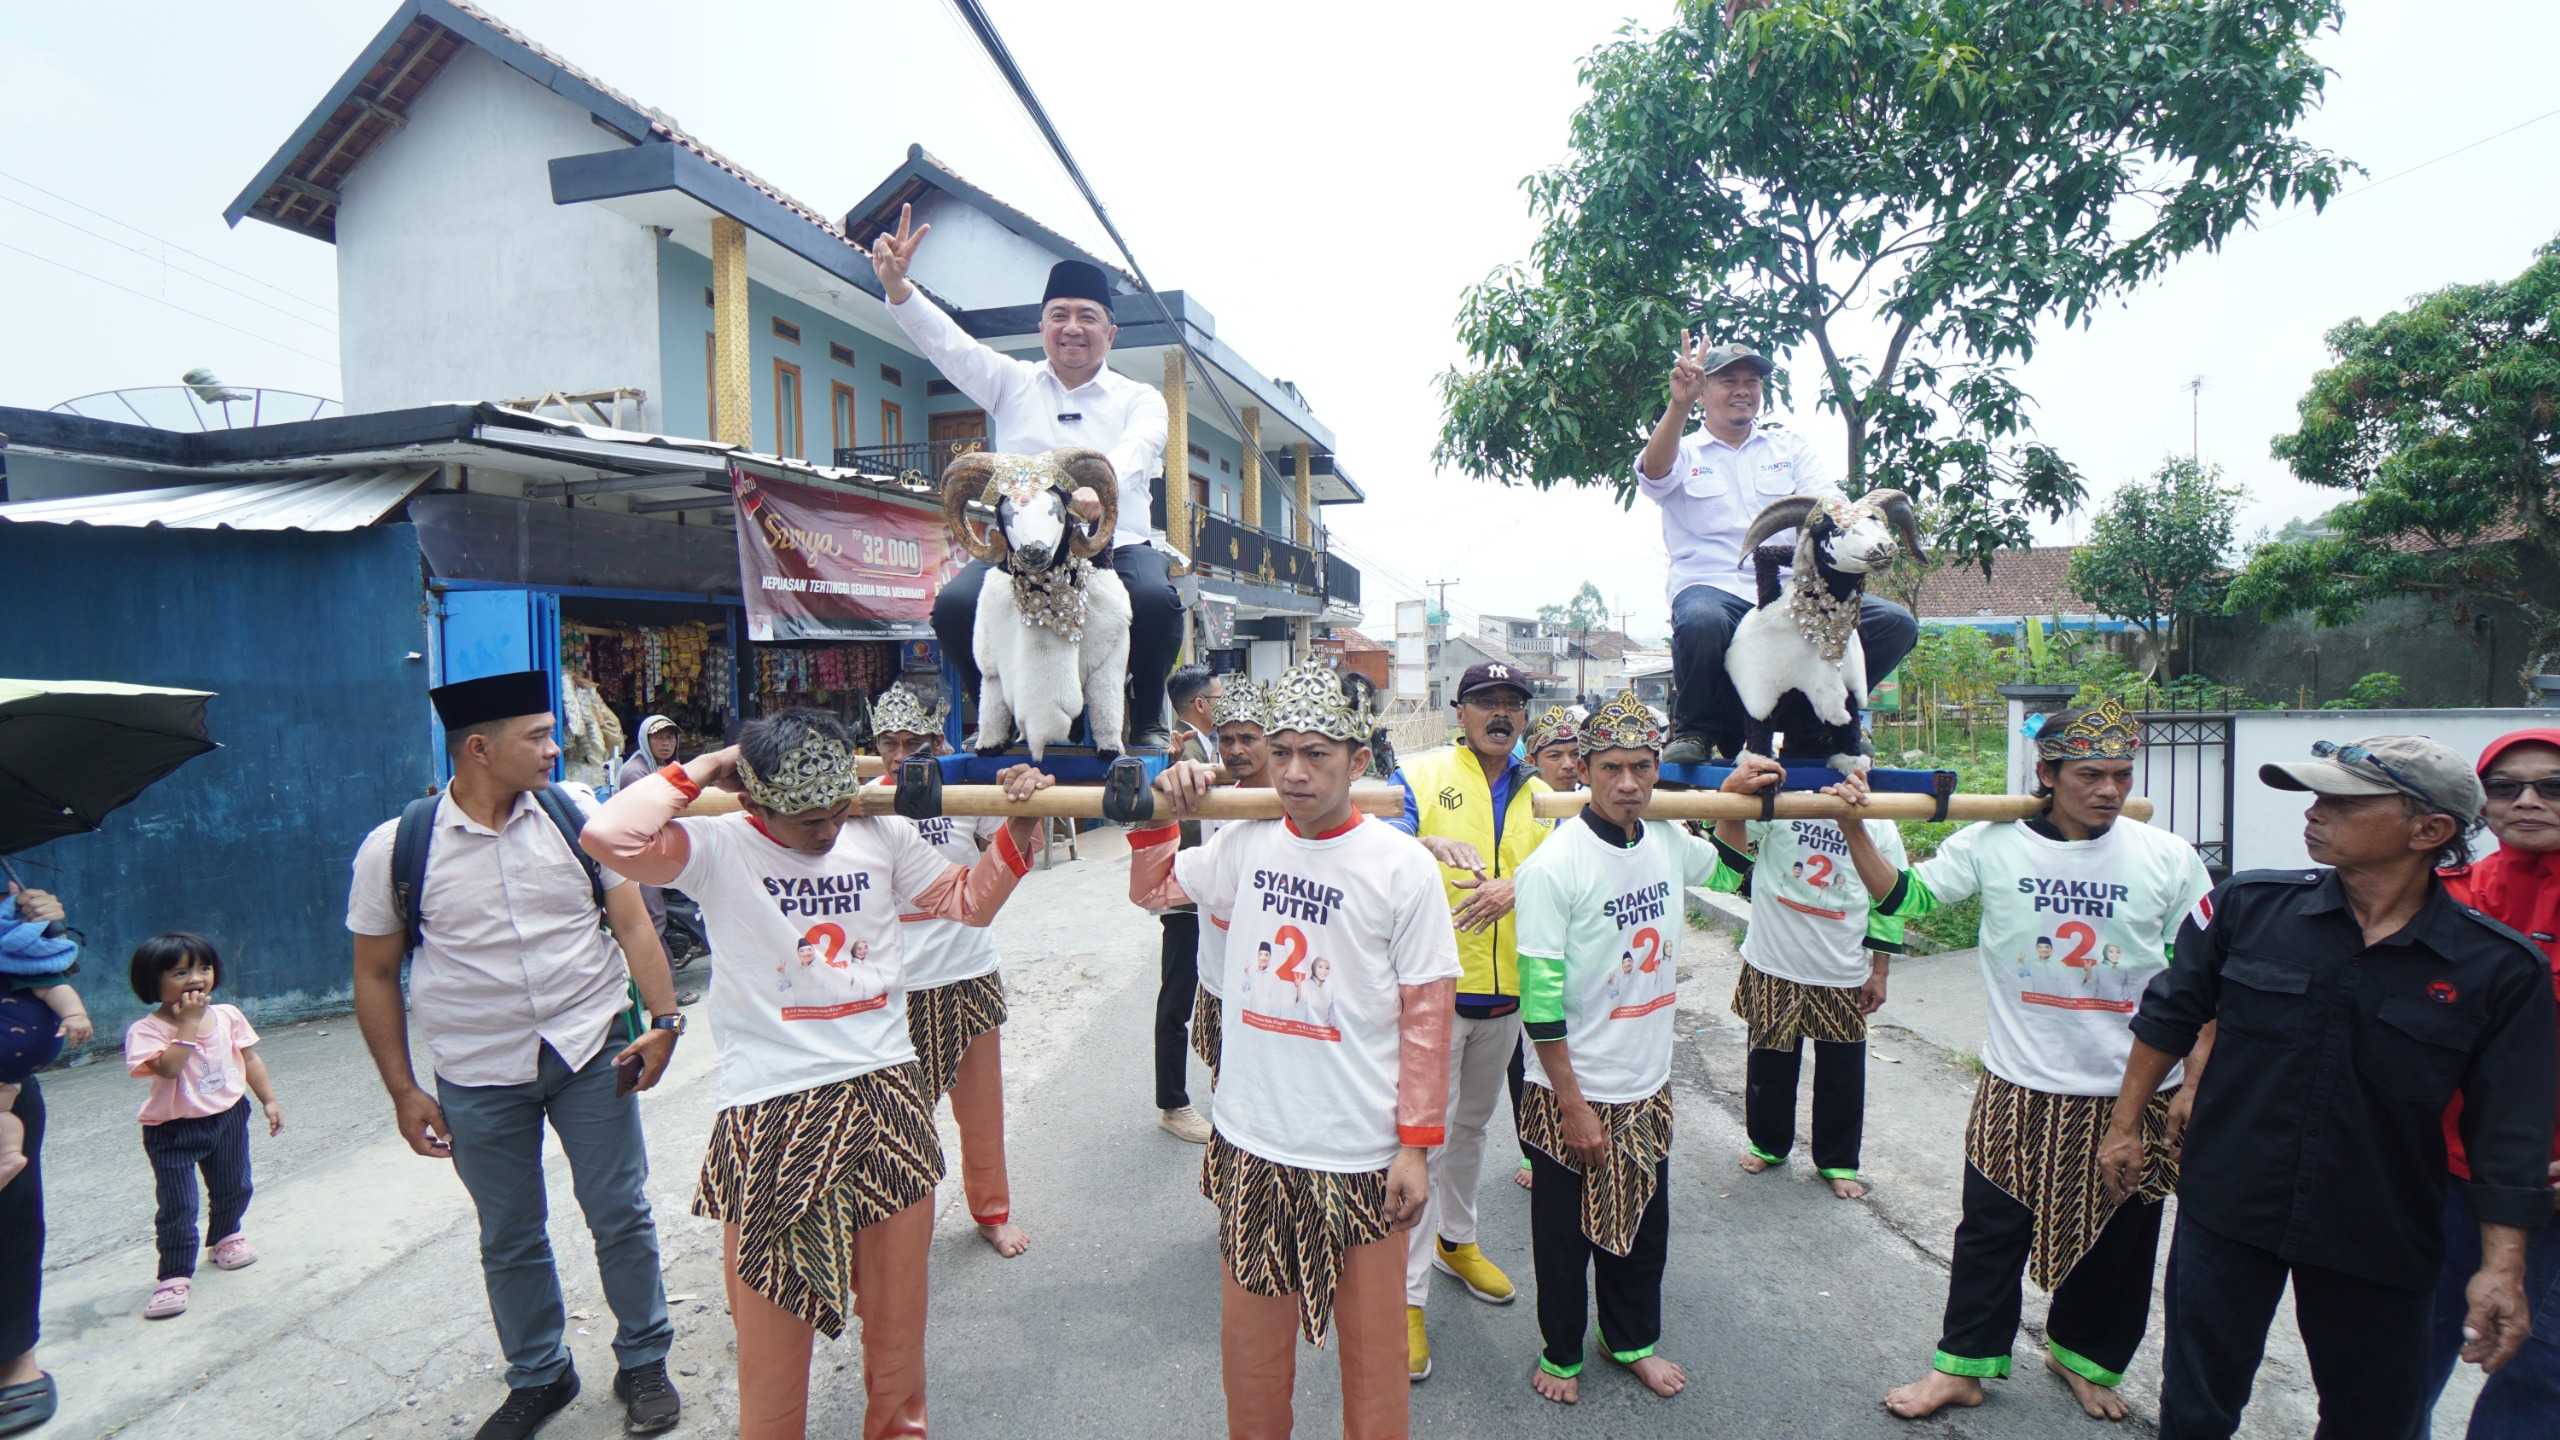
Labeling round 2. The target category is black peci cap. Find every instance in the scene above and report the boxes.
[430,670,552,731]
[1042,260,1114,313]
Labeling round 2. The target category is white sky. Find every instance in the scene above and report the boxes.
[5,1,2556,645]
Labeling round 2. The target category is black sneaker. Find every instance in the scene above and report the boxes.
[475,1367,578,1440]
[613,1360,682,1435]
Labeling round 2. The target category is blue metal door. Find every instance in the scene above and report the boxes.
[433,588,565,779]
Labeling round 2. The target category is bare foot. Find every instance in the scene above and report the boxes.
[1883,1371,1987,1419]
[1514,1163,1534,1191]
[1738,1151,1775,1174]
[1530,1366,1578,1405]
[2044,1354,2128,1420]
[1627,1355,1688,1397]
[977,1220,1029,1258]
[1828,1174,1869,1200]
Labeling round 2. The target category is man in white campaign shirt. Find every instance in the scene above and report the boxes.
[1513,692,1716,1408]
[581,709,1049,1440]
[1702,755,1909,1200]
[1129,662,1457,1440]
[1832,698,2212,1424]
[866,684,1027,1260]
[1634,334,1919,765]
[867,204,1183,750]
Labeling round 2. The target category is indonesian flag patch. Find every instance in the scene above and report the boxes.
[2189,893,2215,932]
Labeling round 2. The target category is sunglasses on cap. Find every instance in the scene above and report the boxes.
[2310,740,2479,833]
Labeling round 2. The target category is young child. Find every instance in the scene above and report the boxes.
[122,933,283,1320]
[0,885,90,1191]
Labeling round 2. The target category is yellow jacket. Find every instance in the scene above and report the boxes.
[1391,741,1552,1006]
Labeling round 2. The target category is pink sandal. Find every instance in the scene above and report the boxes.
[209,1234,257,1271]
[143,1277,191,1320]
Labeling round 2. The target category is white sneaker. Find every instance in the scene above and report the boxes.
[1159,1105,1212,1144]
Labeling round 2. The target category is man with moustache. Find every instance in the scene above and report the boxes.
[869,205,1180,750]
[1383,660,1556,1378]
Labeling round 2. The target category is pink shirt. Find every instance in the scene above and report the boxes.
[125,1003,258,1124]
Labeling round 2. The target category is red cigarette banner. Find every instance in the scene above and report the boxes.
[732,465,964,641]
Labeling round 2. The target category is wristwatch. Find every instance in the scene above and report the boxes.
[649,1013,687,1036]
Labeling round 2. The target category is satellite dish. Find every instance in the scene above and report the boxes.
[182,367,253,405]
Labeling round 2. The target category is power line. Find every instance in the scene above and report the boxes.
[0,191,336,332]
[0,167,337,315]
[0,238,340,369]
[2260,103,2560,233]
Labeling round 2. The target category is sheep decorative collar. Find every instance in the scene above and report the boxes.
[735,732,863,814]
[2033,697,2143,761]
[1263,663,1364,741]
[1211,677,1269,731]
[1577,690,1664,756]
[1526,705,1580,754]
[868,684,941,740]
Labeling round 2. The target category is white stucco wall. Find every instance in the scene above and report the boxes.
[903,190,1074,310]
[332,47,662,428]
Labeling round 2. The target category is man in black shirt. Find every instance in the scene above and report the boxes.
[2103,734,2556,1439]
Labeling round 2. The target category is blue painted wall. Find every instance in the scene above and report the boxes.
[0,523,432,1046]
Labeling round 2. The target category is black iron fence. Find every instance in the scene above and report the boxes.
[832,437,985,481]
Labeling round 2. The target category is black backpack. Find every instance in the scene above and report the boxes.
[390,785,607,958]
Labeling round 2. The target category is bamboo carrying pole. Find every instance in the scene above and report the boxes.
[1527,790,2156,823]
[681,781,1408,821]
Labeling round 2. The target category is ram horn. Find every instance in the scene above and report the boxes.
[942,454,1008,563]
[1054,447,1119,559]
[1742,494,1824,555]
[1865,488,1927,565]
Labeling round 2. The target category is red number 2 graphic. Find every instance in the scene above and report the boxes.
[1632,927,1662,973]
[1803,853,1835,888]
[1273,925,1309,983]
[2057,920,2098,968]
[803,923,848,968]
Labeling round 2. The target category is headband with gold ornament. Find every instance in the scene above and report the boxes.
[2032,696,2142,761]
[868,684,941,740]
[1526,705,1580,754]
[1210,677,1269,731]
[1576,690,1666,756]
[1262,662,1365,742]
[735,732,863,814]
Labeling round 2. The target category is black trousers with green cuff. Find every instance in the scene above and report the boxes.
[1743,1037,1866,1175]
[1529,1151,1670,1375]
[1936,1164,2164,1386]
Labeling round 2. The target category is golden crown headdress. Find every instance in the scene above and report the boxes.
[1210,677,1270,731]
[735,732,863,814]
[868,684,941,740]
[1526,705,1580,754]
[1263,662,1364,742]
[1576,689,1665,756]
[2032,696,2142,761]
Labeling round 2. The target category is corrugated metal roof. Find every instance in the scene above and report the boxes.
[0,468,432,532]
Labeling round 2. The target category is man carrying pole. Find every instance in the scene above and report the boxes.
[1187,678,1271,1091]
[1127,662,1458,1440]
[1829,698,2213,1422]
[1513,691,1718,1405]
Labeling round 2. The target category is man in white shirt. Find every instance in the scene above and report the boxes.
[869,205,1182,750]
[346,671,684,1440]
[1636,334,1919,765]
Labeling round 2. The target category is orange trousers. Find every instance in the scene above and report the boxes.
[1220,1233,1409,1440]
[946,1027,1010,1225]
[722,1201,930,1440]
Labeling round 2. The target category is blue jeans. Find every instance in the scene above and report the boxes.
[1669,585,1918,744]
[437,1042,672,1388]
[2425,1180,2560,1437]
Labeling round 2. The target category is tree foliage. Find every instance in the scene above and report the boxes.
[2066,456,2240,672]
[1437,0,2350,570]
[2228,238,2560,690]
[1538,580,1612,635]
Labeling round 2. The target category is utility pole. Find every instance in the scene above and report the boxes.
[1424,578,1460,616]
[2187,376,2205,465]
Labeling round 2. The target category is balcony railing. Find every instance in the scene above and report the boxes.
[833,437,986,482]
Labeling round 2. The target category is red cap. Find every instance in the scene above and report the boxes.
[2476,729,2560,775]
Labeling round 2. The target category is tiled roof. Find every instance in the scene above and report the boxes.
[1321,627,1390,653]
[1910,545,2088,618]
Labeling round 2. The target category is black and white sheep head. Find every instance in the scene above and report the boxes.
[941,447,1118,573]
[1742,489,1926,578]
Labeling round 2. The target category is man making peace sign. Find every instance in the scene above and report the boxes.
[1635,334,1919,766]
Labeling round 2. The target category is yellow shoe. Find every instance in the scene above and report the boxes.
[1432,1239,1517,1305]
[1406,1305,1431,1382]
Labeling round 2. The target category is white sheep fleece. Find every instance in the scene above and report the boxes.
[972,568,1131,759]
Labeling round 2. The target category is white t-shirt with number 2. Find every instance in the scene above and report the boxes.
[1514,817,1721,1103]
[1742,817,1907,988]
[1174,812,1461,1174]
[1912,819,2212,1097]
[879,782,1006,991]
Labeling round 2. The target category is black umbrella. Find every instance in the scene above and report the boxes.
[0,679,220,859]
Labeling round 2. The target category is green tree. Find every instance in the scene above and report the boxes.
[1436,0,2350,569]
[2066,457,2240,675]
[1540,580,1613,694]
[2228,239,2560,693]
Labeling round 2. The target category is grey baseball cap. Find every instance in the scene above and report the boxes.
[2259,734,2486,825]
[1700,344,1772,378]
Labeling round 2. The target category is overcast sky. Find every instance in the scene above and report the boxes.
[5,1,2557,643]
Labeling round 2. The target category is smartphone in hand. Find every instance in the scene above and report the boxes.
[615,1051,645,1097]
